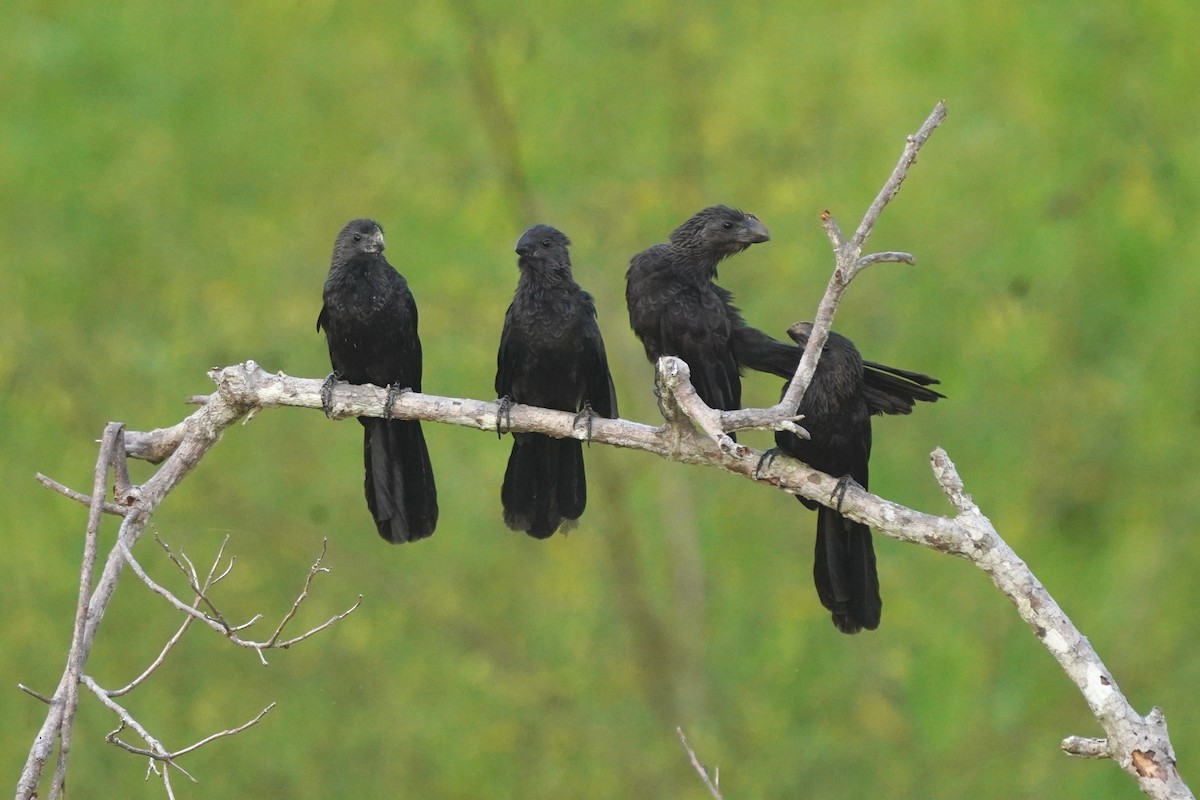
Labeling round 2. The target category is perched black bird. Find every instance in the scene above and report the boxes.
[495,225,618,538]
[625,204,940,411]
[625,205,772,419]
[317,218,438,543]
[774,323,943,634]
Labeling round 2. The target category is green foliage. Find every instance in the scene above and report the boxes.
[4,0,1199,796]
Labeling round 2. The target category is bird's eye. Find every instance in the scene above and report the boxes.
[722,221,733,230]
[352,234,362,243]
[541,239,551,247]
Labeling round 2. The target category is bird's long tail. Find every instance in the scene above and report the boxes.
[501,433,585,539]
[813,506,881,634]
[363,418,439,543]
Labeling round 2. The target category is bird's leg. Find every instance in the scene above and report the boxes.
[754,447,784,480]
[572,402,597,445]
[383,383,411,420]
[320,371,342,419]
[495,395,514,438]
[831,475,864,513]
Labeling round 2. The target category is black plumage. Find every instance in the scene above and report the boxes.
[775,323,942,633]
[625,205,771,419]
[625,204,943,417]
[317,218,438,543]
[495,225,618,539]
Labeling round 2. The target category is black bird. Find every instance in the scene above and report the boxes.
[495,225,618,539]
[317,218,438,543]
[625,204,939,412]
[774,322,943,634]
[625,205,772,420]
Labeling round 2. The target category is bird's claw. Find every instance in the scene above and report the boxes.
[496,395,514,438]
[755,447,783,480]
[831,475,862,513]
[384,384,411,419]
[572,402,597,445]
[320,372,341,418]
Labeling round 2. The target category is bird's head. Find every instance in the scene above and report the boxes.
[333,218,386,263]
[787,322,863,373]
[515,224,572,267]
[670,205,770,257]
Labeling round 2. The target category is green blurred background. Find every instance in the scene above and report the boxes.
[4,1,1198,797]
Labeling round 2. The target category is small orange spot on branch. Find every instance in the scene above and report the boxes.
[1132,750,1164,780]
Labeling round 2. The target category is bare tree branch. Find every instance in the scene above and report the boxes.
[17,390,357,798]
[107,537,234,699]
[116,536,360,665]
[48,423,124,800]
[776,101,948,423]
[81,676,194,783]
[105,361,1192,797]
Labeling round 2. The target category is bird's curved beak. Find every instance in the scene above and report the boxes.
[365,230,386,254]
[514,235,534,258]
[741,216,770,244]
[787,321,814,346]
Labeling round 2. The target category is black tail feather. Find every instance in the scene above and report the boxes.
[364,418,439,544]
[862,363,944,415]
[502,433,585,539]
[813,505,881,634]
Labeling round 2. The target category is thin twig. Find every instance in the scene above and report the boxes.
[677,727,723,800]
[117,539,241,636]
[264,539,331,645]
[1063,737,1114,759]
[856,250,915,269]
[108,537,236,700]
[156,537,229,625]
[850,100,948,251]
[117,536,360,668]
[169,703,276,760]
[107,610,198,699]
[35,473,128,516]
[106,538,234,699]
[18,685,53,705]
[273,595,363,649]
[81,676,195,782]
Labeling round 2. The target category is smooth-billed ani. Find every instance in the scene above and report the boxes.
[495,225,618,539]
[625,204,940,414]
[317,218,438,544]
[625,205,772,421]
[774,322,942,634]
